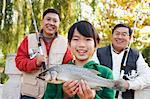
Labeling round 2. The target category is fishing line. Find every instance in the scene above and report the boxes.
[123,0,144,66]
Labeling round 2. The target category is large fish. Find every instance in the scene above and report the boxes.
[37,64,118,90]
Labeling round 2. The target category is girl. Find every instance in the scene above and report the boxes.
[44,21,115,99]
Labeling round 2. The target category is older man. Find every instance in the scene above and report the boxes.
[92,24,150,99]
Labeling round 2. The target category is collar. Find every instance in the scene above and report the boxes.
[68,60,98,69]
[111,44,128,54]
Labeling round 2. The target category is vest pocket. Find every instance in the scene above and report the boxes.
[22,80,39,97]
[21,73,40,97]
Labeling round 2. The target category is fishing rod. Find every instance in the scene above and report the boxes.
[28,0,47,70]
[122,0,144,67]
[77,0,81,21]
[28,0,38,33]
[117,2,145,97]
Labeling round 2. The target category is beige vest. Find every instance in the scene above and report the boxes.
[21,33,68,99]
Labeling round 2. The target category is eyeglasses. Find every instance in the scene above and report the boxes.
[113,32,129,37]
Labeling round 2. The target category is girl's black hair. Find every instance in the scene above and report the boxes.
[42,8,61,21]
[68,20,100,47]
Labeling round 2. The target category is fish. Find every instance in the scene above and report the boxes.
[37,64,116,90]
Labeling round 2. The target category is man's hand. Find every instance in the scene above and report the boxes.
[77,80,96,99]
[114,79,129,92]
[36,55,45,67]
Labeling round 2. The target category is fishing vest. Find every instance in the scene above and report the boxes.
[21,33,68,99]
[97,45,139,99]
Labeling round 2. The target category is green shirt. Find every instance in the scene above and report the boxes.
[44,61,115,99]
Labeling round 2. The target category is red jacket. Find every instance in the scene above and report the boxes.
[15,36,73,72]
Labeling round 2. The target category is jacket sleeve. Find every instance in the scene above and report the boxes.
[15,36,38,72]
[62,48,73,64]
[128,53,150,90]
[95,67,115,99]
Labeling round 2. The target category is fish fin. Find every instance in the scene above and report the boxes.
[90,69,101,75]
[92,86,102,91]
[47,80,65,84]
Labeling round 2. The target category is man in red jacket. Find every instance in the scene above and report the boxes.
[15,8,72,99]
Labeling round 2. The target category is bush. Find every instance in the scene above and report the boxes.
[0,59,9,84]
[142,45,150,66]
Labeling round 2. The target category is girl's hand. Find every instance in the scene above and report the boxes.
[77,80,96,99]
[63,80,79,98]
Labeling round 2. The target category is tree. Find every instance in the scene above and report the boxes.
[81,0,150,50]
[0,0,150,58]
[142,45,150,66]
[44,0,78,35]
[0,0,14,58]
